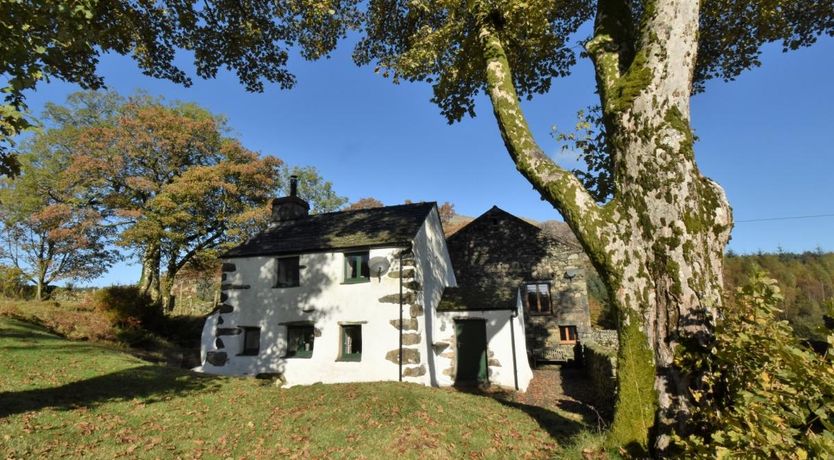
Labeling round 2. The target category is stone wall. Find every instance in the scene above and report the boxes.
[583,341,617,418]
[583,329,618,349]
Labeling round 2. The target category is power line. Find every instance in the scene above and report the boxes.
[736,213,834,223]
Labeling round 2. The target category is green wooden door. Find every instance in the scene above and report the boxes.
[455,320,488,384]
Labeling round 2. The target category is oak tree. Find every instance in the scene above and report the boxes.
[0,146,117,300]
[69,95,344,308]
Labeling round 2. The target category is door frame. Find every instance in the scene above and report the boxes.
[453,318,489,385]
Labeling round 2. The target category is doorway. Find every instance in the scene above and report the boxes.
[455,319,488,384]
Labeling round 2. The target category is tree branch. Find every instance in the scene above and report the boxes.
[585,0,636,107]
[478,25,614,265]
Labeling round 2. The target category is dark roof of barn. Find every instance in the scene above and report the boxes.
[436,286,516,312]
[223,202,436,258]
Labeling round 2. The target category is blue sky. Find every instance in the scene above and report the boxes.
[22,34,834,286]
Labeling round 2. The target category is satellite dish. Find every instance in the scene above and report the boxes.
[369,257,391,281]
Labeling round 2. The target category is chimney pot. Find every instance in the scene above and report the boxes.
[290,175,298,197]
[269,176,309,225]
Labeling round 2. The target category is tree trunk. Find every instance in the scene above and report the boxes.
[477,0,734,452]
[35,274,45,301]
[161,258,178,312]
[138,242,161,302]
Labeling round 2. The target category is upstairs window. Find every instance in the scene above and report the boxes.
[240,327,261,356]
[339,325,362,361]
[525,282,552,315]
[559,325,578,344]
[286,325,315,358]
[344,251,370,283]
[275,256,300,288]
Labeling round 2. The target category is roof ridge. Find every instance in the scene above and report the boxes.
[308,200,436,218]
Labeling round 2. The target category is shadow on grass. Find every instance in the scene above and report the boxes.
[0,317,220,418]
[0,365,220,418]
[452,385,589,443]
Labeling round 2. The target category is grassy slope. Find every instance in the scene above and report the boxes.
[0,317,593,459]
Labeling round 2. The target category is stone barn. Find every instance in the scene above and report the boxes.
[443,206,592,365]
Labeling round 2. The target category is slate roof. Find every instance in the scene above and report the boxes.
[437,286,517,312]
[223,202,436,258]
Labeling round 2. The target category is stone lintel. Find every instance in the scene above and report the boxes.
[216,327,241,336]
[220,284,250,290]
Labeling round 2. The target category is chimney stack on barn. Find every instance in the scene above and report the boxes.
[270,175,310,224]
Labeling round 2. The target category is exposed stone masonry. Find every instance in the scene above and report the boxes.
[383,251,425,374]
[445,207,592,363]
[207,262,240,367]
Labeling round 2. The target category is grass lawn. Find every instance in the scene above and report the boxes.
[0,317,605,459]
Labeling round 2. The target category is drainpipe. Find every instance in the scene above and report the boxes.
[398,249,403,382]
[510,305,519,391]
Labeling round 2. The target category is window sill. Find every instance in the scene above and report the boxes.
[336,356,362,362]
[341,278,370,285]
[273,284,300,289]
[285,354,313,359]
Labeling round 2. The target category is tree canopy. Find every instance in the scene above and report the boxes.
[356,0,832,123]
[0,0,363,175]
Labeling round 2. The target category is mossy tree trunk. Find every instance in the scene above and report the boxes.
[478,0,733,454]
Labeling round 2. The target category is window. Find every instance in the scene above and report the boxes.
[275,256,300,288]
[524,282,552,315]
[286,325,315,358]
[240,327,261,356]
[559,326,578,344]
[344,251,370,283]
[339,325,362,361]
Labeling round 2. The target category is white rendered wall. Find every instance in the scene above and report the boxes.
[412,209,458,386]
[433,295,534,391]
[201,247,414,385]
[199,208,457,387]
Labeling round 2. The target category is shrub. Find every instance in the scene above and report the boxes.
[676,271,834,458]
[0,265,29,299]
[93,286,161,329]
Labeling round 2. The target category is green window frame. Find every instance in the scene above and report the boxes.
[286,325,315,358]
[275,256,300,288]
[339,325,362,361]
[343,251,370,284]
[240,327,260,356]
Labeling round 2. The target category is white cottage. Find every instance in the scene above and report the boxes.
[199,179,533,390]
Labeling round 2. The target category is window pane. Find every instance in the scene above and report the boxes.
[538,285,551,312]
[527,291,540,312]
[287,325,314,358]
[560,326,577,343]
[345,252,370,281]
[277,257,299,287]
[341,325,362,359]
[525,283,550,314]
[349,257,359,278]
[243,328,260,355]
[359,253,370,278]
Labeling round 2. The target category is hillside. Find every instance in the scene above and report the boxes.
[724,251,834,340]
[0,317,605,459]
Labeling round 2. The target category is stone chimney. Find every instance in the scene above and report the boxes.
[270,175,309,223]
